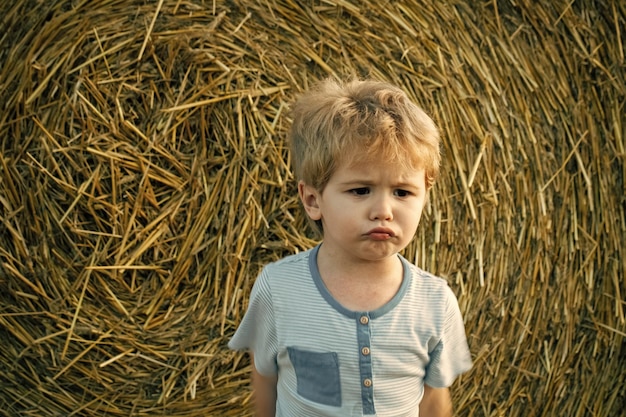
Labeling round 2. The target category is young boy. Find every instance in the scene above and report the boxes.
[229,79,472,416]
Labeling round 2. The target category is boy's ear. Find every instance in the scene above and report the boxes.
[298,181,322,220]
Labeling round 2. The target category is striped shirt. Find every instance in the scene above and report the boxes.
[229,245,472,416]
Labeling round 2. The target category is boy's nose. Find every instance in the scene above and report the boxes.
[370,195,393,221]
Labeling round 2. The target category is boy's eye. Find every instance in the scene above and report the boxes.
[394,189,411,197]
[350,187,370,195]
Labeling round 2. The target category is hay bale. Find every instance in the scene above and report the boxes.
[0,0,623,415]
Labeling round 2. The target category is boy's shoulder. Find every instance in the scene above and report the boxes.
[258,247,315,282]
[266,247,313,269]
[402,259,454,296]
[404,259,447,283]
[253,248,318,299]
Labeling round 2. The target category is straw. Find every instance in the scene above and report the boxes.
[0,0,623,416]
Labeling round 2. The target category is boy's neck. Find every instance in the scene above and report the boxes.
[316,244,404,311]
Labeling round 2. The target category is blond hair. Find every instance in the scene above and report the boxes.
[288,78,441,191]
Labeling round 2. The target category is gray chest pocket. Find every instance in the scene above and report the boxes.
[287,347,342,407]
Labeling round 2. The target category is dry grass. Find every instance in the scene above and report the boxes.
[0,0,624,415]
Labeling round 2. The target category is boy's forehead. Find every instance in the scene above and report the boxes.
[335,157,426,181]
[340,148,424,173]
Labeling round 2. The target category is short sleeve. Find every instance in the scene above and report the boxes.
[424,285,472,387]
[228,268,279,376]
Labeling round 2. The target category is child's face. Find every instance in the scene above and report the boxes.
[299,159,427,264]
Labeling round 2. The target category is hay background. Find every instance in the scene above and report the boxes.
[0,0,624,416]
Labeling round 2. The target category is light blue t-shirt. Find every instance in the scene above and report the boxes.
[229,245,472,416]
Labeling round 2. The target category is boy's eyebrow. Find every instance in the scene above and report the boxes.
[392,181,424,190]
[338,179,374,185]
[336,178,377,187]
[338,179,423,189]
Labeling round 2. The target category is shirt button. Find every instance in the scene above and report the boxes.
[360,316,369,325]
[361,347,370,356]
[363,378,373,387]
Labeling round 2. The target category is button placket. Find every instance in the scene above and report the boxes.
[356,312,375,414]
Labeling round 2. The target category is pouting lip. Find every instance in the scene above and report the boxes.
[366,227,396,237]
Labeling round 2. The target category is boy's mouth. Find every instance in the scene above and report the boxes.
[366,227,395,241]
